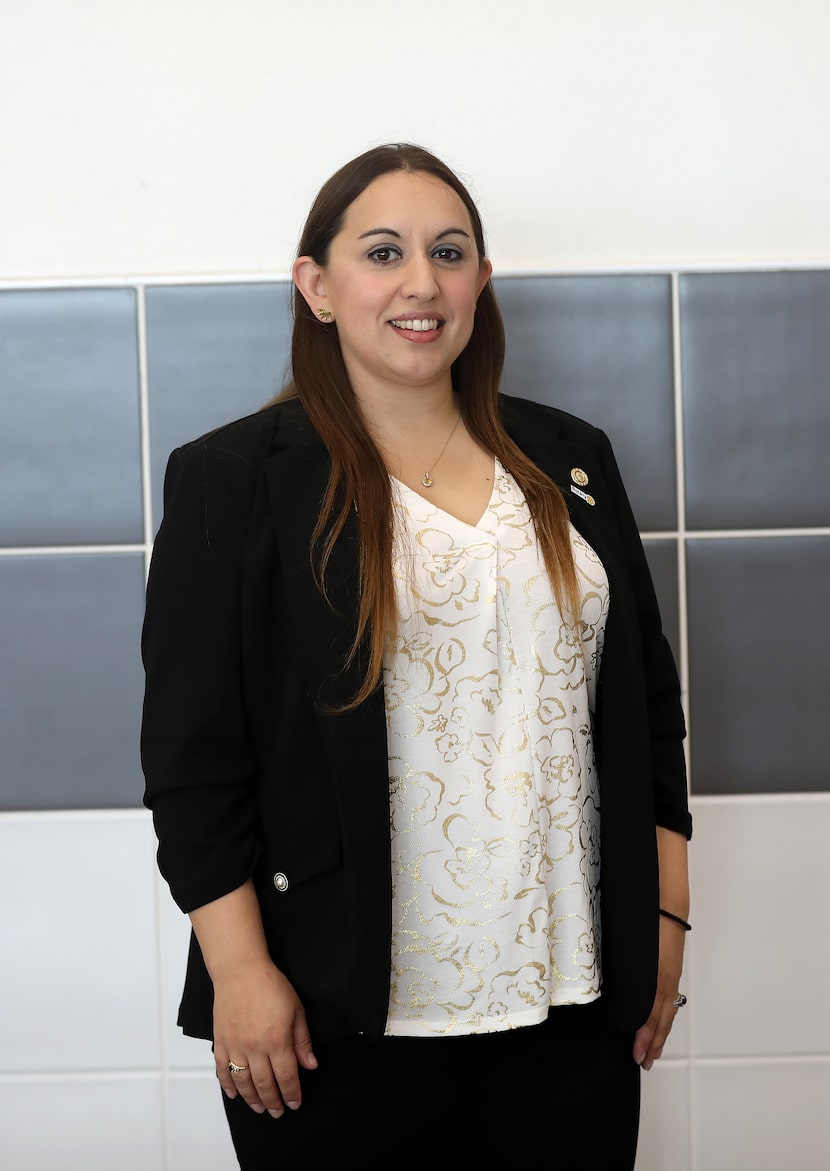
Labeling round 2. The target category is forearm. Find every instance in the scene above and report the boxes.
[657,825,690,923]
[188,879,272,983]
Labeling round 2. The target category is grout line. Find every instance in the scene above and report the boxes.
[668,526,830,540]
[2,1051,827,1085]
[671,272,692,784]
[672,270,697,1171]
[2,526,826,560]
[2,260,830,290]
[689,791,830,805]
[0,808,151,823]
[136,284,155,583]
[0,545,145,557]
[137,281,172,1168]
[0,791,823,827]
[152,868,173,1170]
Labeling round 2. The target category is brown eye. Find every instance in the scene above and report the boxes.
[433,246,463,263]
[368,246,401,265]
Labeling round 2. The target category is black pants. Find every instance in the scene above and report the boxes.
[223,1000,640,1169]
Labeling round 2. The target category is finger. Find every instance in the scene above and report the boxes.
[268,1054,303,1112]
[230,1065,276,1116]
[237,1064,285,1118]
[215,1054,240,1100]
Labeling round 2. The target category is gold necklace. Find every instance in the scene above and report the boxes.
[421,413,462,488]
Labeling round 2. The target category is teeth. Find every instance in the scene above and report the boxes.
[391,318,440,332]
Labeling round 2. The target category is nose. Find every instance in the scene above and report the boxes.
[401,252,439,300]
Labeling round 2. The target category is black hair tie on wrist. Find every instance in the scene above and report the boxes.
[659,908,691,932]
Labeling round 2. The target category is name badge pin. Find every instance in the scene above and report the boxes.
[570,485,596,506]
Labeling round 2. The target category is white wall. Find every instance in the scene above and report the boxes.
[2,0,828,281]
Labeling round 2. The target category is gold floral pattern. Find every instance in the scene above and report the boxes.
[383,463,610,1036]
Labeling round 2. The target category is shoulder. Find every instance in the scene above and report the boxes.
[160,398,318,515]
[498,392,608,450]
[176,397,311,466]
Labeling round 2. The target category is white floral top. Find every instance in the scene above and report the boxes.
[383,460,610,1036]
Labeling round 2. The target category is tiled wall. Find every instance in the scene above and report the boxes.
[1,272,828,1169]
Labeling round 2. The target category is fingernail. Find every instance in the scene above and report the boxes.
[286,1100,301,1111]
[268,1109,284,1119]
[251,1105,266,1115]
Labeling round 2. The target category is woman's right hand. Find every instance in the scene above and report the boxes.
[213,958,318,1117]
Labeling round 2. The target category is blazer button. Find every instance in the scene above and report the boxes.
[272,871,289,893]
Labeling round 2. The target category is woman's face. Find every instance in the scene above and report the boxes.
[297,170,492,401]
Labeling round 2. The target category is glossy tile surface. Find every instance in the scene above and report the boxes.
[643,538,681,668]
[686,536,830,794]
[636,1063,692,1171]
[693,1061,830,1171]
[0,813,160,1071]
[496,274,676,531]
[0,553,145,809]
[680,270,830,530]
[167,1075,239,1170]
[0,288,142,546]
[0,1076,164,1168]
[689,799,830,1058]
[145,282,293,534]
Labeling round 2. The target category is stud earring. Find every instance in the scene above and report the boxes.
[317,308,333,322]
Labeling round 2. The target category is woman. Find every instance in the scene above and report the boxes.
[141,143,692,1168]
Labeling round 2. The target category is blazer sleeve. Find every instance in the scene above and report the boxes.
[596,426,692,840]
[140,439,263,913]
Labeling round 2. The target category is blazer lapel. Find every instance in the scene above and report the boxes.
[501,399,618,572]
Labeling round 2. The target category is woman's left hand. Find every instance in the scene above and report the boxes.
[632,915,687,1071]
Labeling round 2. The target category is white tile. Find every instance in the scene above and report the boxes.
[636,1062,692,1171]
[688,797,830,1057]
[167,1073,239,1170]
[693,1060,830,1171]
[0,812,162,1072]
[0,1074,164,1169]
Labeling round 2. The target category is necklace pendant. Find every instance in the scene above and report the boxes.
[421,473,433,488]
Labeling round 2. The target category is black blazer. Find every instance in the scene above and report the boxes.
[141,393,691,1043]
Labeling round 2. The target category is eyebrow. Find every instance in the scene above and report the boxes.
[357,227,471,241]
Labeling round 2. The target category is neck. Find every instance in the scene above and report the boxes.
[356,385,459,452]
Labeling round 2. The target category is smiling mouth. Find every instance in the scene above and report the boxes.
[389,318,443,332]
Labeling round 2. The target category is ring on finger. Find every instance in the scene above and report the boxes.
[228,1061,248,1075]
[672,993,687,1009]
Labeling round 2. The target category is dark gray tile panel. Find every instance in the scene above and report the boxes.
[687,535,830,794]
[680,271,830,530]
[496,275,677,531]
[643,538,681,669]
[0,553,145,809]
[0,289,142,547]
[146,283,293,534]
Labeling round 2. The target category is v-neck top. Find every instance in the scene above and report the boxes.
[383,460,610,1036]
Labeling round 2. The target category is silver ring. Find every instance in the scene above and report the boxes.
[227,1062,248,1075]
[672,993,687,1009]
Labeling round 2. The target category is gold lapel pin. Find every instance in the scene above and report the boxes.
[571,467,589,487]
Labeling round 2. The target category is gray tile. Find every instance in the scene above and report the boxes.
[496,275,676,531]
[643,538,680,669]
[687,536,830,794]
[680,271,830,530]
[146,283,293,534]
[0,553,146,810]
[0,289,142,546]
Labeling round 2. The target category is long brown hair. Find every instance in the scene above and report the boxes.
[277,143,580,709]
